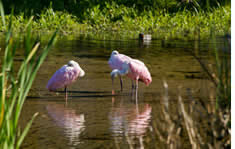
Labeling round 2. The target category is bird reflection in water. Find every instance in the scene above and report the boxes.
[46,104,85,146]
[109,97,152,148]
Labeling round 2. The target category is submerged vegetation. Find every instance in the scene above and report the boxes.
[0,0,231,39]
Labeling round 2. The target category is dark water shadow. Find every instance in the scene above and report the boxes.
[74,54,109,60]
[57,90,110,94]
[26,90,131,100]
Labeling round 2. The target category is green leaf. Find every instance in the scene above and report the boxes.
[0,1,6,29]
[16,112,38,149]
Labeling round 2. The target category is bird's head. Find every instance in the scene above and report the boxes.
[110,62,129,81]
[110,69,120,93]
[68,60,78,67]
[145,77,152,86]
[68,60,85,77]
[79,68,85,77]
[111,50,119,56]
[111,69,120,80]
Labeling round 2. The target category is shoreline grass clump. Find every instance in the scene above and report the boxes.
[0,1,231,40]
[0,3,57,148]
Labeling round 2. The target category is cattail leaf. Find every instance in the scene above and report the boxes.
[16,112,38,149]
[0,1,5,29]
[25,43,40,64]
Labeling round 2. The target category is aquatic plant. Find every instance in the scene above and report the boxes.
[0,3,57,148]
[212,35,230,109]
[190,25,231,109]
[117,80,230,149]
[123,80,230,148]
[118,31,231,148]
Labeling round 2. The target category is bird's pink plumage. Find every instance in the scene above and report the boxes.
[47,65,80,91]
[128,60,152,86]
[109,51,152,86]
[108,53,132,70]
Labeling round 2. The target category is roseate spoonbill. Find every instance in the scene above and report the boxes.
[108,51,152,97]
[47,60,85,101]
[108,50,132,91]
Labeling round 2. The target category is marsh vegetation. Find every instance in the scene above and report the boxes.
[0,0,231,39]
[0,0,231,148]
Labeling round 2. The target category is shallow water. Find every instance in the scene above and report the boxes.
[14,34,229,148]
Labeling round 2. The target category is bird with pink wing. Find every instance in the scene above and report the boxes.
[47,60,85,102]
[108,50,152,97]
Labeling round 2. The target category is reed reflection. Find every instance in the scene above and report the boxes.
[46,103,85,146]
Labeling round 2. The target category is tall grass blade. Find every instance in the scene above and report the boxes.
[0,1,5,28]
[25,16,34,29]
[0,4,57,148]
[25,42,40,64]
[16,112,38,149]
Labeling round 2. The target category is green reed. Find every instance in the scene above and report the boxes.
[212,34,231,109]
[0,2,57,148]
[195,22,231,109]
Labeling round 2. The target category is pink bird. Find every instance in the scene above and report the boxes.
[47,60,85,101]
[108,50,152,97]
[108,51,132,91]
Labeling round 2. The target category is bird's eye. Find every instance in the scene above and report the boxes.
[112,51,118,55]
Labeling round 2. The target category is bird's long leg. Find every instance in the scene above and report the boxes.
[131,80,135,97]
[64,86,67,103]
[135,79,139,103]
[112,97,115,105]
[135,87,139,114]
[112,78,115,95]
[131,80,135,89]
[119,75,123,92]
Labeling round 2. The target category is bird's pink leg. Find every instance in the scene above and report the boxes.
[112,78,115,95]
[135,79,139,101]
[112,97,115,105]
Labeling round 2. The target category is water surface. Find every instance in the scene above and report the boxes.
[17,34,229,148]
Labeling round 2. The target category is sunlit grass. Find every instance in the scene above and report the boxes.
[0,4,230,39]
[0,2,57,148]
